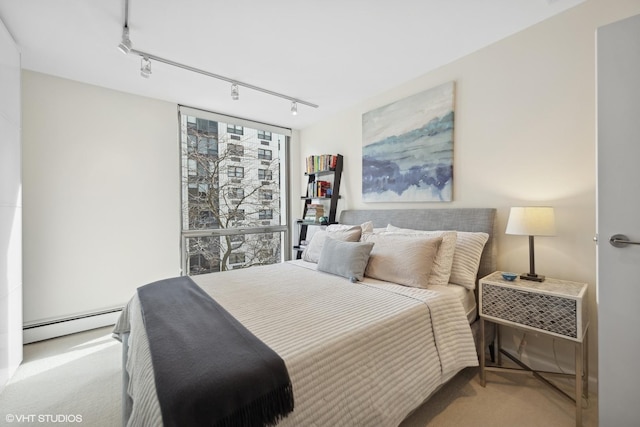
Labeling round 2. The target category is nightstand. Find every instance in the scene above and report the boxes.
[479,271,589,427]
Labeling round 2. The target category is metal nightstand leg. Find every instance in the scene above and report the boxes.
[480,318,486,387]
[575,340,583,427]
[495,323,502,365]
[583,331,589,399]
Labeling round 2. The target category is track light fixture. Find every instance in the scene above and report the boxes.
[118,0,317,114]
[118,26,132,55]
[140,57,152,78]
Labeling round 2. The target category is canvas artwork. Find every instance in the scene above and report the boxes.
[362,81,454,202]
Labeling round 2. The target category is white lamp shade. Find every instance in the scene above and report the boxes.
[505,206,556,236]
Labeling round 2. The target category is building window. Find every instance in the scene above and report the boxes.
[229,252,246,264]
[258,169,273,180]
[260,189,272,200]
[258,148,272,160]
[229,209,245,221]
[227,166,244,178]
[228,143,244,156]
[229,187,244,199]
[258,130,272,141]
[259,209,273,220]
[227,124,244,135]
[230,235,245,244]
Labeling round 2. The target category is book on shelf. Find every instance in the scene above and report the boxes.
[304,203,324,222]
[307,180,332,198]
[305,154,338,174]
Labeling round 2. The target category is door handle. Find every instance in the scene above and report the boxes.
[609,234,640,248]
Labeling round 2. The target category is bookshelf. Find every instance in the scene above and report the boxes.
[294,154,343,259]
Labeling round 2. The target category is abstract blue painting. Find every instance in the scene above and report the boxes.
[362,82,454,202]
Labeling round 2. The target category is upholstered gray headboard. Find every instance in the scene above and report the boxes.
[339,208,497,282]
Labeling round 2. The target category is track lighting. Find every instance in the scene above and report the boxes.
[231,83,239,100]
[118,0,318,114]
[118,26,132,55]
[140,57,152,78]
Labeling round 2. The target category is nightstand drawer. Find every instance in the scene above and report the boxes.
[482,283,578,338]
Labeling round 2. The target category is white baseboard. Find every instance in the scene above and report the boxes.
[23,308,123,344]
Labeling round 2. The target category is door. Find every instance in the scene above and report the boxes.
[597,13,640,427]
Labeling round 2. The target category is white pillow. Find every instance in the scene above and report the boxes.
[379,229,457,287]
[362,234,442,288]
[386,224,489,290]
[326,221,374,234]
[447,231,489,289]
[302,226,362,263]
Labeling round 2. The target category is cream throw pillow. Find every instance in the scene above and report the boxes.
[381,226,457,287]
[302,226,362,263]
[362,234,442,288]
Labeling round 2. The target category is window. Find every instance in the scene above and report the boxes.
[258,148,272,160]
[229,209,245,221]
[258,130,272,141]
[227,166,244,178]
[228,143,244,156]
[227,124,244,135]
[260,189,273,200]
[259,209,273,220]
[198,210,217,228]
[180,106,290,274]
[229,187,244,199]
[229,252,246,264]
[258,169,273,180]
[230,235,245,244]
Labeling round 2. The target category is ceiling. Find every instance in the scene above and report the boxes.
[0,0,585,130]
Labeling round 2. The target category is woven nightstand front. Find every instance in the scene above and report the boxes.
[482,283,577,338]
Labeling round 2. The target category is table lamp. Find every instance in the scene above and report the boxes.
[505,206,556,282]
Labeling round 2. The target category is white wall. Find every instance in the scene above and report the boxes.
[21,71,180,324]
[297,0,640,386]
[0,17,22,389]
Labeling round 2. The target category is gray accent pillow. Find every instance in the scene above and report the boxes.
[302,226,362,263]
[317,238,375,281]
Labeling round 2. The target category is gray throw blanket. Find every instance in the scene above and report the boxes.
[137,276,294,427]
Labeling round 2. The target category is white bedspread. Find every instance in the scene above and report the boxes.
[114,261,478,426]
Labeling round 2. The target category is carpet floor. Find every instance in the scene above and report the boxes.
[0,326,596,426]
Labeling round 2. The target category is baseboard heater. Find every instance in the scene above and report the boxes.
[23,307,123,344]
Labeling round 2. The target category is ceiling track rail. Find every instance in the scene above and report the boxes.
[118,0,318,110]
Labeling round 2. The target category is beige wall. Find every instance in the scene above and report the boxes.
[22,71,180,323]
[297,0,640,382]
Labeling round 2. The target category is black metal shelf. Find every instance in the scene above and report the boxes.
[295,154,343,259]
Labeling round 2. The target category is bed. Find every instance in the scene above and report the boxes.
[114,207,496,426]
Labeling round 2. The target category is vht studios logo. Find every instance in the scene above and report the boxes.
[5,414,83,423]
